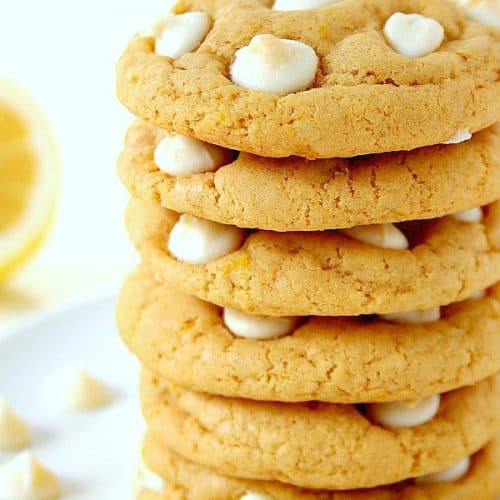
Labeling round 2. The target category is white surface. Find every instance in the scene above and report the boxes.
[0,294,142,499]
[0,0,174,321]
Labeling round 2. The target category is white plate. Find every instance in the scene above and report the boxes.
[0,293,142,499]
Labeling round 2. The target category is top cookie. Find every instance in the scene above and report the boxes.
[116,0,500,159]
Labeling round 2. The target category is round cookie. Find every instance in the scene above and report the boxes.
[140,437,500,500]
[140,371,500,490]
[119,121,500,232]
[116,0,500,159]
[118,268,500,403]
[125,198,500,316]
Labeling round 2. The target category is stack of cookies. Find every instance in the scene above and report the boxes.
[116,0,500,498]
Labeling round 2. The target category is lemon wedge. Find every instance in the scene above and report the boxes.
[0,79,59,281]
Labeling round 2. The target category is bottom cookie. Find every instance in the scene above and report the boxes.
[140,371,500,490]
[139,435,500,500]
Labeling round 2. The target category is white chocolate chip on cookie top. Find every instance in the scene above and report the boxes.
[384,13,445,58]
[155,12,210,59]
[168,215,245,265]
[367,395,441,428]
[223,308,298,340]
[154,132,232,177]
[340,223,409,250]
[273,0,341,11]
[230,34,318,95]
[415,456,471,484]
[455,0,500,27]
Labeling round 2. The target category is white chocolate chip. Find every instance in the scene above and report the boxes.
[0,400,30,451]
[133,457,165,495]
[241,493,271,500]
[230,34,318,95]
[154,132,233,176]
[42,366,111,412]
[455,0,500,28]
[451,207,483,223]
[168,215,245,264]
[469,289,487,300]
[380,307,440,324]
[367,394,441,429]
[384,13,445,58]
[0,452,60,500]
[339,223,409,250]
[414,456,470,484]
[223,308,298,340]
[155,12,210,59]
[273,0,340,11]
[442,129,472,144]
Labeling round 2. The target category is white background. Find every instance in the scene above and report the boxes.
[0,4,176,494]
[0,0,173,323]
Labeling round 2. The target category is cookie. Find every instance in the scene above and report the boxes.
[118,268,500,404]
[118,121,500,232]
[140,371,500,490]
[125,198,500,316]
[139,437,500,500]
[116,0,500,159]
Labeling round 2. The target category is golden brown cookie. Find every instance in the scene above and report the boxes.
[140,371,500,490]
[118,121,500,232]
[139,437,500,500]
[140,439,500,500]
[116,0,500,159]
[118,268,500,404]
[125,198,500,316]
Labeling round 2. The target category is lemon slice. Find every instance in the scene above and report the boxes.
[0,79,59,281]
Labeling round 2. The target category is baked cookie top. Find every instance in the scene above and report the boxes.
[119,121,500,231]
[140,437,500,500]
[126,198,500,316]
[141,371,500,490]
[116,0,500,158]
[118,268,500,404]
